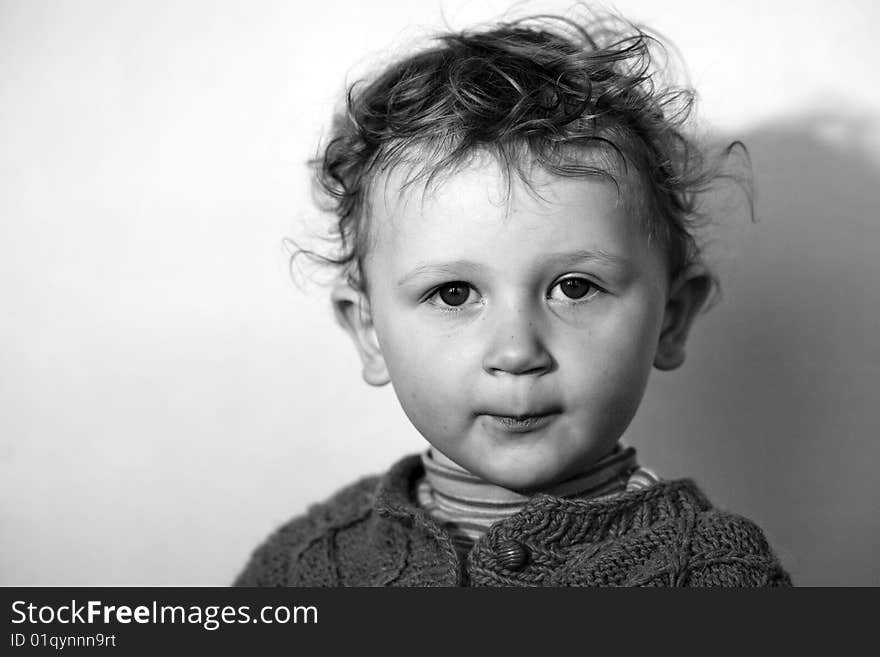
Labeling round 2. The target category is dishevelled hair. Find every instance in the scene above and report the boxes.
[300,11,747,293]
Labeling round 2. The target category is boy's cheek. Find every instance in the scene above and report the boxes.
[391,373,471,439]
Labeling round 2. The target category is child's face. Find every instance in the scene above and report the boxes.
[340,158,696,492]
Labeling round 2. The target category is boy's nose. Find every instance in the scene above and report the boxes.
[481,307,554,377]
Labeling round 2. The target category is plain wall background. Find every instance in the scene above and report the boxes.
[2,0,878,585]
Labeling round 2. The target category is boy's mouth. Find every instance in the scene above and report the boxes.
[481,412,559,433]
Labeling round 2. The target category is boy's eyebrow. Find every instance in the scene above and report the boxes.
[547,249,633,272]
[397,250,632,286]
[397,260,483,286]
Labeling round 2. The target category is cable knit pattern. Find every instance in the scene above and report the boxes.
[234,454,791,587]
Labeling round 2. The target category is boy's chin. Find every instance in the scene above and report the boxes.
[471,462,571,495]
[467,447,617,494]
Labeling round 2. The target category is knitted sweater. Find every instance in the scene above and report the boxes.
[234,454,791,587]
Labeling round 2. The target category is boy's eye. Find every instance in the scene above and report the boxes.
[549,276,600,301]
[430,282,475,307]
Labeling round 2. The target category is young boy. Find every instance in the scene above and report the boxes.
[235,10,791,586]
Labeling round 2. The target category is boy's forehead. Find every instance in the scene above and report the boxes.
[365,155,651,249]
[371,157,511,220]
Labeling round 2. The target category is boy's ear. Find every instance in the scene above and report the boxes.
[654,266,713,371]
[330,282,390,386]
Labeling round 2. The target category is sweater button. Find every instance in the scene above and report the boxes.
[496,540,529,571]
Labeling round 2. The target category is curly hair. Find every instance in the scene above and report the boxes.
[301,11,745,293]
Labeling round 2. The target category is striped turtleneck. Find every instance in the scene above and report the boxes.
[416,445,660,558]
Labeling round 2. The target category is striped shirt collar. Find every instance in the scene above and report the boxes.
[416,444,657,552]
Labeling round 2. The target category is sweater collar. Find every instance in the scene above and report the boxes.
[373,452,426,521]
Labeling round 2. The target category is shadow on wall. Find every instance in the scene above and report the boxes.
[630,113,880,586]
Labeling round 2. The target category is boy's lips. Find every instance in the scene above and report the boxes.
[479,411,560,434]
